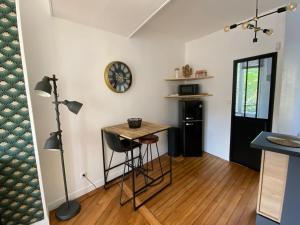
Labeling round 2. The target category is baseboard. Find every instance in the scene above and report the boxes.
[47,149,168,211]
[47,168,124,211]
[33,218,49,225]
[205,150,229,161]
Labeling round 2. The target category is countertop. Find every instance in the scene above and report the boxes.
[251,131,300,157]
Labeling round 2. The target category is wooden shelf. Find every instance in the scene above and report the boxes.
[165,93,213,100]
[164,76,214,81]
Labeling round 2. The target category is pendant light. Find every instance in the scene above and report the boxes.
[224,0,297,43]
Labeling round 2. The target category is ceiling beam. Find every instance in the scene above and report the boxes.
[128,0,171,38]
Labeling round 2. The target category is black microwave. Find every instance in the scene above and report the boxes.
[178,84,199,96]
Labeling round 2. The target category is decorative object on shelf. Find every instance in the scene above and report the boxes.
[182,64,193,77]
[127,118,142,129]
[175,68,180,78]
[104,61,132,93]
[224,0,297,43]
[34,75,83,220]
[165,76,213,81]
[195,70,208,78]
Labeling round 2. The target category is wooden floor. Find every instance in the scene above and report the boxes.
[50,153,259,225]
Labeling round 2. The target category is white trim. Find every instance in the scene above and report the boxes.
[47,168,123,210]
[33,219,49,225]
[47,148,168,210]
[15,1,50,224]
[128,0,171,38]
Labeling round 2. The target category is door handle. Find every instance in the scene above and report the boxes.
[186,117,194,120]
[198,104,202,108]
[186,123,194,126]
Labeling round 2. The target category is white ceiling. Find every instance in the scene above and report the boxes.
[50,0,285,41]
[50,0,170,37]
[143,0,285,41]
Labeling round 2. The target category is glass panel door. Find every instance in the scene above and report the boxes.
[230,52,277,171]
[235,57,273,119]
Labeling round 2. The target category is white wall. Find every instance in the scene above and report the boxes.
[19,0,184,210]
[185,13,286,160]
[278,0,300,135]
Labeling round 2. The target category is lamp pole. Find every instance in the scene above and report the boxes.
[51,74,70,207]
[35,74,81,220]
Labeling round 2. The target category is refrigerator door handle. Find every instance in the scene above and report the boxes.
[186,123,194,126]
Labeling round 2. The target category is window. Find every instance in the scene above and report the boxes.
[235,57,272,119]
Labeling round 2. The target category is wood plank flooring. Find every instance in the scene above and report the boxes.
[50,153,259,225]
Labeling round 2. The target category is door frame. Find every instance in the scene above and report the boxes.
[229,52,278,164]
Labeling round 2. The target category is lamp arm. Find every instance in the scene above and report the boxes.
[258,10,277,19]
[52,101,66,105]
[51,74,70,207]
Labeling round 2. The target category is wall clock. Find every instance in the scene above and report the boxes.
[104,61,132,93]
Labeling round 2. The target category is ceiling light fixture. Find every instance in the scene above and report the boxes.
[224,0,297,43]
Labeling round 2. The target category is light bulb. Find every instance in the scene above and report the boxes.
[263,29,274,36]
[287,2,298,11]
[242,22,249,30]
[224,26,230,32]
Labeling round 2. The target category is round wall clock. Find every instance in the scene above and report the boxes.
[104,61,132,93]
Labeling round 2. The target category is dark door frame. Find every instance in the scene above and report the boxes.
[229,52,278,165]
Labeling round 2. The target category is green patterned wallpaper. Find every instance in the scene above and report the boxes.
[0,0,44,224]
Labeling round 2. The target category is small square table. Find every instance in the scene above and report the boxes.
[101,121,172,210]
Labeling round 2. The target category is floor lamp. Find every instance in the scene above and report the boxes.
[34,75,83,220]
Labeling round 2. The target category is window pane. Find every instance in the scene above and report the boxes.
[245,60,259,118]
[235,62,247,117]
[257,57,272,119]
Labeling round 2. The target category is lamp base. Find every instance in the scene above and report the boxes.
[55,200,81,221]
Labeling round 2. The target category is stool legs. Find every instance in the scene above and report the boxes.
[156,142,164,176]
[142,144,154,171]
[106,149,146,206]
[149,144,154,170]
[141,142,164,185]
[137,146,148,186]
[105,150,115,180]
[120,152,129,205]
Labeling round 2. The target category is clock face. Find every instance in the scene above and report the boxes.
[104,61,132,93]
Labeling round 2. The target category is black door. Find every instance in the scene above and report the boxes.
[230,53,277,171]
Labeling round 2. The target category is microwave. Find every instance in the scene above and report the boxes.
[178,84,199,96]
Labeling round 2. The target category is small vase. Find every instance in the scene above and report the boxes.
[175,69,180,78]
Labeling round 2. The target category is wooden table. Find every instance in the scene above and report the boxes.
[101,121,172,210]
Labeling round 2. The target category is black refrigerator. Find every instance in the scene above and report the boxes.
[179,100,204,157]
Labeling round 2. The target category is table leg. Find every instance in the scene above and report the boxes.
[169,129,173,185]
[130,140,136,210]
[101,129,108,189]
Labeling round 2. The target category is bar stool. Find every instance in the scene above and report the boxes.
[104,131,145,205]
[139,134,164,185]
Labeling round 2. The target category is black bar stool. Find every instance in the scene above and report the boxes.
[104,131,144,205]
[139,134,164,185]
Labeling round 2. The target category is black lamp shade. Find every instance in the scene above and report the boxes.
[230,24,238,29]
[63,100,83,114]
[44,132,60,151]
[35,76,52,97]
[277,6,287,13]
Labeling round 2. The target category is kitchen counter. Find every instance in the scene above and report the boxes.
[251,131,300,157]
[251,131,300,225]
